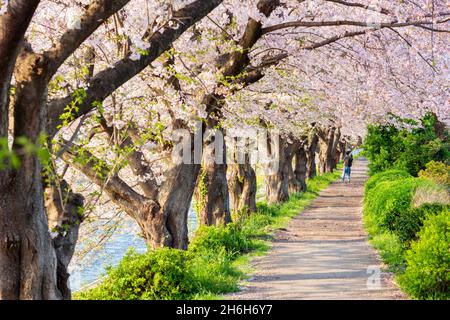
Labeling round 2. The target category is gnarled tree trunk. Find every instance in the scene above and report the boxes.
[45,181,84,300]
[195,126,231,226]
[0,177,61,300]
[265,136,292,204]
[337,138,347,164]
[331,127,341,170]
[62,135,199,250]
[306,132,318,179]
[318,127,336,174]
[289,142,307,194]
[196,163,231,226]
[0,49,61,300]
[228,163,257,214]
[158,146,203,248]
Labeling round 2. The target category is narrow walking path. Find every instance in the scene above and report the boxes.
[229,158,406,300]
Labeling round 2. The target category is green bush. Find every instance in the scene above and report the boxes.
[364,167,449,300]
[365,178,417,234]
[418,160,450,186]
[365,169,412,194]
[75,224,256,300]
[76,248,192,300]
[363,113,449,176]
[398,211,450,300]
[365,176,448,243]
[369,232,406,272]
[396,203,449,243]
[189,223,258,257]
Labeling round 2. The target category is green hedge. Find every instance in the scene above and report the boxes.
[364,169,412,194]
[365,176,448,243]
[364,169,449,299]
[365,177,416,239]
[398,211,450,300]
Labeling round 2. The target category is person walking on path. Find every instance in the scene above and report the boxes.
[342,150,353,182]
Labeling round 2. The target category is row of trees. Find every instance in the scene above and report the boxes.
[0,0,448,299]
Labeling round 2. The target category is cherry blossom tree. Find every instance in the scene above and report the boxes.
[0,0,222,300]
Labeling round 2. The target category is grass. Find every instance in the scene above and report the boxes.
[368,231,406,273]
[75,166,341,300]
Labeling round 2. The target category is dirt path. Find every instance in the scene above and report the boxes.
[229,158,406,300]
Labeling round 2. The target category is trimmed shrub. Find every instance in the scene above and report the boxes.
[365,169,412,194]
[364,178,417,234]
[364,168,449,300]
[365,177,448,243]
[76,248,192,300]
[397,203,449,243]
[398,211,450,300]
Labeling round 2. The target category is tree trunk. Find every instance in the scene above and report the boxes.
[62,136,199,251]
[356,136,363,147]
[331,127,341,170]
[289,143,307,193]
[337,139,346,164]
[0,50,61,300]
[156,162,201,249]
[228,163,257,214]
[0,180,60,300]
[306,132,318,179]
[0,0,40,138]
[318,127,336,174]
[265,136,291,205]
[63,147,199,252]
[44,181,84,300]
[193,98,232,225]
[196,162,231,226]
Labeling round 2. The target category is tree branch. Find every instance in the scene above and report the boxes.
[58,139,151,220]
[262,19,448,35]
[238,52,289,87]
[98,118,160,200]
[302,29,371,50]
[321,0,392,15]
[0,0,41,137]
[47,0,223,136]
[204,0,282,118]
[44,0,131,77]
